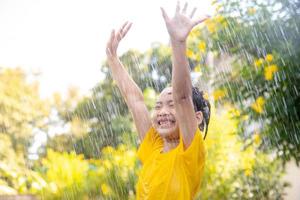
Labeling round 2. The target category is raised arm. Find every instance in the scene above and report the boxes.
[106,22,151,141]
[161,3,208,149]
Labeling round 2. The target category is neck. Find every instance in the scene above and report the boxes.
[161,136,180,153]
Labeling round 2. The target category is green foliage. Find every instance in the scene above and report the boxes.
[0,160,47,195]
[0,68,50,195]
[46,88,90,154]
[38,106,286,200]
[193,0,300,163]
[38,149,94,200]
[1,0,297,198]
[37,146,139,200]
[0,68,50,153]
[197,106,287,199]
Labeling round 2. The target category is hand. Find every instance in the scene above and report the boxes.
[161,2,208,43]
[106,22,132,59]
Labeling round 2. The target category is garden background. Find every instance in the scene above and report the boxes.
[0,0,299,199]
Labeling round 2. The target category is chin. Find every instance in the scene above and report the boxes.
[156,126,178,138]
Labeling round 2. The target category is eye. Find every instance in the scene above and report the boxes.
[154,105,161,110]
[168,101,174,107]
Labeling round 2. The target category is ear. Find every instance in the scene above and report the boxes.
[195,111,203,126]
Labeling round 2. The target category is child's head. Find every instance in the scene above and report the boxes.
[152,86,211,140]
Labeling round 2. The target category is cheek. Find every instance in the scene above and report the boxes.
[151,111,157,120]
[169,108,177,118]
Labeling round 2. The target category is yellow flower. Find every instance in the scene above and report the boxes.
[103,160,112,169]
[127,149,136,158]
[265,54,273,62]
[102,145,114,154]
[253,132,261,145]
[247,7,256,15]
[98,166,105,176]
[264,64,278,80]
[230,108,241,117]
[49,182,58,193]
[118,144,126,152]
[254,58,264,67]
[101,183,112,196]
[114,155,122,165]
[251,96,265,114]
[242,148,255,176]
[221,20,228,28]
[205,19,217,34]
[244,168,252,176]
[213,89,226,101]
[215,15,225,24]
[190,28,201,37]
[186,49,194,58]
[198,41,206,53]
[194,65,201,72]
[242,115,249,121]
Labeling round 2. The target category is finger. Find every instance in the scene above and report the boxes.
[106,46,112,56]
[106,31,114,56]
[121,22,132,38]
[160,7,170,22]
[120,21,129,32]
[193,16,210,27]
[108,29,115,49]
[190,7,197,18]
[175,1,180,14]
[182,2,188,14]
[116,30,122,41]
[117,23,131,41]
[110,29,115,41]
[119,21,129,36]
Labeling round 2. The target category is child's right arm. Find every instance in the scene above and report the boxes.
[106,22,151,141]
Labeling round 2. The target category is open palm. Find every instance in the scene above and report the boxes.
[106,22,132,58]
[161,2,208,42]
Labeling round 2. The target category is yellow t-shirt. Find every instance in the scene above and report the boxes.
[136,127,205,200]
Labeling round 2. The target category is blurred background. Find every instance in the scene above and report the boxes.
[0,0,299,199]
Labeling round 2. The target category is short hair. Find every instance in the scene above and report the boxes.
[192,87,211,140]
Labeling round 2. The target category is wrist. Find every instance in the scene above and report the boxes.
[170,38,187,50]
[107,56,121,69]
[170,38,186,46]
[107,55,119,63]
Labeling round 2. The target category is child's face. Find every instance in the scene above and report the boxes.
[152,87,180,139]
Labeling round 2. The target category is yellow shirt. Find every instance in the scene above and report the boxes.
[136,127,205,200]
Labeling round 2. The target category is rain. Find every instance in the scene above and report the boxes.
[0,0,299,199]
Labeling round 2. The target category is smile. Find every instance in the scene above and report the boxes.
[158,119,176,128]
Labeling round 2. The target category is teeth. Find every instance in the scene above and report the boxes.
[158,120,174,127]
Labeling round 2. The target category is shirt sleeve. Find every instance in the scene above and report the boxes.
[137,127,163,164]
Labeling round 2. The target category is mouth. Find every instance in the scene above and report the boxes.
[157,118,176,128]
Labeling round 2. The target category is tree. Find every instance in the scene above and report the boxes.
[192,0,300,163]
[45,87,90,154]
[0,68,49,154]
[0,67,49,194]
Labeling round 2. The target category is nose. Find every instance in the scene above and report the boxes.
[158,106,169,117]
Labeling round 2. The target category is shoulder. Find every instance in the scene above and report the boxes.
[178,128,205,159]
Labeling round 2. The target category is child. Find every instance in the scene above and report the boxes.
[105,2,210,199]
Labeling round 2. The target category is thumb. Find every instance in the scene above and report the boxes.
[193,15,210,27]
